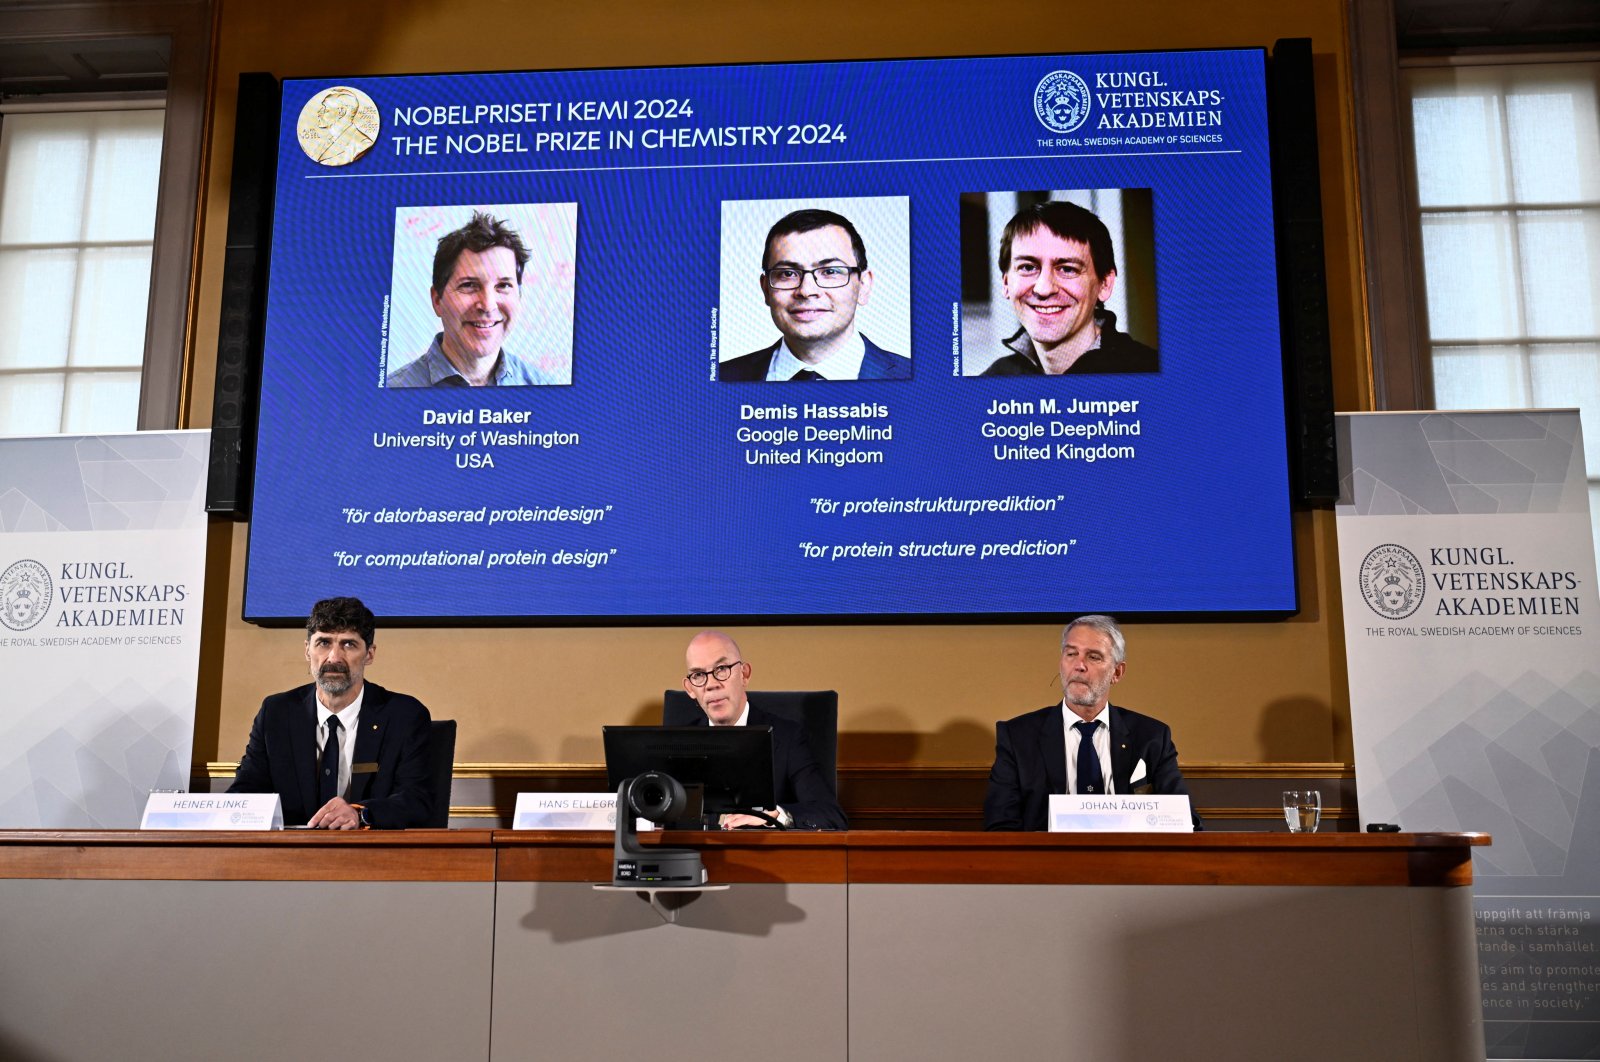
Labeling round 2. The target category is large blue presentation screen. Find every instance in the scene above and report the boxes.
[243,48,1297,622]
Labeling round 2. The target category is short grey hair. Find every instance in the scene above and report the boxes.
[1061,614,1126,664]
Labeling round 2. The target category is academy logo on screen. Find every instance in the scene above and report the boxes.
[1360,543,1425,620]
[296,85,381,167]
[0,559,52,632]
[1033,70,1092,133]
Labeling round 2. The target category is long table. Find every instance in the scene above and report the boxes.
[0,830,1488,1062]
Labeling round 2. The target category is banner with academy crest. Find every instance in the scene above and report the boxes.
[1335,410,1600,1061]
[0,431,209,827]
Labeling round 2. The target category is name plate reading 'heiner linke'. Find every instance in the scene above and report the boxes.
[141,793,283,830]
[512,792,618,830]
[1049,794,1194,832]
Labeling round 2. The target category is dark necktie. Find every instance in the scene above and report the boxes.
[1074,720,1103,794]
[320,716,342,805]
[791,369,823,380]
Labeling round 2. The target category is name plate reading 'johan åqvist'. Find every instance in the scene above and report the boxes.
[141,793,283,830]
[512,792,618,830]
[1049,794,1193,832]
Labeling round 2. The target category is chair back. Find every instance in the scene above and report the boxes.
[426,719,457,828]
[662,690,839,796]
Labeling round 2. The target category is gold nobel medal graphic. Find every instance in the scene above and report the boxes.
[296,86,380,167]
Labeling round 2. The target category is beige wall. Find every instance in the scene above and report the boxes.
[187,0,1368,770]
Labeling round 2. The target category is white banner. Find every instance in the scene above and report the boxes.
[1336,411,1600,1060]
[0,431,210,828]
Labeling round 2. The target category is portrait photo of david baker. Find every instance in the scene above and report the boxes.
[384,203,576,388]
[960,191,1159,377]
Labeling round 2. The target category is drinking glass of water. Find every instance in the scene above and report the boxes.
[1282,790,1321,833]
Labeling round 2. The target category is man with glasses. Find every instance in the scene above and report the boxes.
[680,630,847,829]
[982,615,1197,830]
[228,597,434,828]
[721,208,910,381]
[983,200,1159,376]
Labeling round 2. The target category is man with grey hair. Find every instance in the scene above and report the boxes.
[982,614,1195,830]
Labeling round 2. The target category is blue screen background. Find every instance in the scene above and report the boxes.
[244,49,1297,621]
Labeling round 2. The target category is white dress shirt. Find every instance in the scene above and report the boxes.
[765,334,867,381]
[315,686,364,802]
[1062,702,1114,795]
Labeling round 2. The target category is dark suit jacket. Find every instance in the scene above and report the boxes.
[719,334,910,381]
[686,705,847,830]
[982,703,1197,831]
[228,681,433,828]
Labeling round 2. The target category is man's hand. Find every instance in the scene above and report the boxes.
[718,812,767,829]
[309,796,362,830]
[719,808,787,830]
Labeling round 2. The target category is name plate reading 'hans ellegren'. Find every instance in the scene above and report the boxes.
[1049,794,1193,832]
[141,793,283,830]
[512,792,618,830]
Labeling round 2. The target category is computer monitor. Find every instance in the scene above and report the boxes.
[603,726,776,821]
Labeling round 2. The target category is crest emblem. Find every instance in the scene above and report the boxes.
[1360,543,1425,620]
[1034,70,1092,134]
[0,559,52,631]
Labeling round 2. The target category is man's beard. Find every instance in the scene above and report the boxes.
[1064,676,1108,708]
[317,664,351,695]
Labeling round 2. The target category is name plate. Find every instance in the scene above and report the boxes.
[512,792,618,830]
[1049,794,1193,832]
[141,793,283,830]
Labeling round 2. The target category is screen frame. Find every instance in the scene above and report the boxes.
[239,45,1315,627]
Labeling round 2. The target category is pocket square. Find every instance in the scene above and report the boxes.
[1129,758,1148,786]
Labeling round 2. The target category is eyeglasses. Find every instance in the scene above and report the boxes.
[763,265,862,290]
[686,661,743,686]
[1009,260,1089,282]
